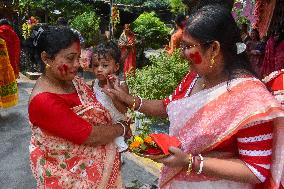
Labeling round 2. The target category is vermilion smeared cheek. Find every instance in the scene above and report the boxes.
[189,52,202,64]
[63,64,68,73]
[58,64,69,76]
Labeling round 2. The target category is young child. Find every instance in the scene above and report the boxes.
[91,41,129,152]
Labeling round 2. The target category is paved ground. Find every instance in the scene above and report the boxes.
[0,74,160,189]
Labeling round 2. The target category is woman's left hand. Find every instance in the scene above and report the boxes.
[155,147,189,168]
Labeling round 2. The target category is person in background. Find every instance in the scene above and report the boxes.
[246,29,265,77]
[261,22,284,78]
[91,41,130,152]
[27,25,130,188]
[240,23,251,43]
[118,24,136,79]
[165,14,187,55]
[0,37,18,108]
[0,18,21,78]
[105,5,284,189]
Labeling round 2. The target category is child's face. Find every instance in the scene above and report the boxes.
[92,55,119,81]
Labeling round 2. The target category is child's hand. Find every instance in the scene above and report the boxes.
[107,74,120,87]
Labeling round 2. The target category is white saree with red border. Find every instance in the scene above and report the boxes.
[160,77,284,189]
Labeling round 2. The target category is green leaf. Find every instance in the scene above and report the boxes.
[45,170,52,177]
[80,163,86,170]
[39,158,46,166]
[60,163,67,169]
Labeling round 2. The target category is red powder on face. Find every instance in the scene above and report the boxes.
[189,52,202,64]
[63,64,68,73]
[58,66,64,76]
[58,64,69,76]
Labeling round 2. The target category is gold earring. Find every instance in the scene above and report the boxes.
[210,58,215,68]
[45,64,50,69]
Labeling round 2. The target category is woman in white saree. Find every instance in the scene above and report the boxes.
[105,5,284,189]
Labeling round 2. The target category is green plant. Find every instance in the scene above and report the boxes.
[19,0,93,23]
[133,12,171,50]
[127,50,189,131]
[127,50,189,100]
[70,11,100,47]
[168,0,187,14]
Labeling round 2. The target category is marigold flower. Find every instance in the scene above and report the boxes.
[144,136,153,143]
[130,141,142,150]
[134,136,144,144]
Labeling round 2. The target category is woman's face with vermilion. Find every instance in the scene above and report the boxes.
[48,41,81,81]
[181,33,211,75]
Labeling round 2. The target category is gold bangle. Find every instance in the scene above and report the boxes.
[131,97,136,111]
[186,153,193,175]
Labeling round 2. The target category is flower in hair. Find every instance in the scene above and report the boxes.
[22,16,39,39]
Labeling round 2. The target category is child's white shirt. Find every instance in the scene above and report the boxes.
[93,79,128,152]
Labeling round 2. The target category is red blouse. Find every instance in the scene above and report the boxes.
[29,92,92,145]
[163,72,273,183]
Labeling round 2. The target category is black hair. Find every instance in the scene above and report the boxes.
[0,19,11,26]
[185,5,253,79]
[92,41,121,65]
[56,17,68,26]
[251,29,260,41]
[276,21,284,47]
[24,25,79,72]
[182,0,234,12]
[175,14,187,28]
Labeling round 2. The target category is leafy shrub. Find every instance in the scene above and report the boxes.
[143,0,169,9]
[70,11,100,47]
[168,0,187,14]
[127,50,189,100]
[133,12,170,50]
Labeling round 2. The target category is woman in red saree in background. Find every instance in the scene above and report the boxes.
[118,24,136,78]
[0,37,18,108]
[106,5,284,189]
[261,22,284,78]
[0,19,21,78]
[27,26,130,188]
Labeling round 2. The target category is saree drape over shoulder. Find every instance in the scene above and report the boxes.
[28,77,123,189]
[160,77,284,189]
[0,38,18,108]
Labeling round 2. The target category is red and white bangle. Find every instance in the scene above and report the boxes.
[196,154,204,174]
[136,96,143,111]
[116,121,126,137]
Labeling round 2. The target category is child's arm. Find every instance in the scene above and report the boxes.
[111,82,129,114]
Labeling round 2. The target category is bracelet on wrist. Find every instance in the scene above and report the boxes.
[130,97,136,111]
[196,154,204,174]
[116,121,126,137]
[136,96,143,111]
[186,153,193,175]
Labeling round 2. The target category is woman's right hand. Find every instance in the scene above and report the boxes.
[102,79,132,105]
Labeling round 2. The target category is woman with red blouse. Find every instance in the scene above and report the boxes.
[105,5,284,189]
[27,25,130,188]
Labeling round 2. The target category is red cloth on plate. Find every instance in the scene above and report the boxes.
[150,133,181,155]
